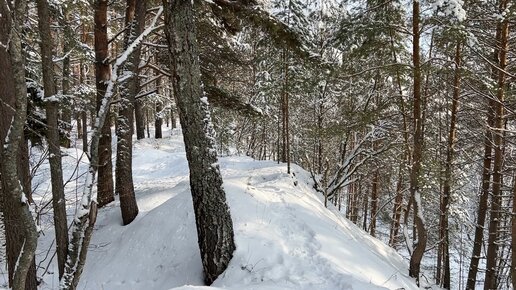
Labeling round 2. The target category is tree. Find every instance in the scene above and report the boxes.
[163,0,236,284]
[36,0,69,277]
[0,0,38,288]
[60,7,163,289]
[94,0,114,207]
[115,0,146,225]
[437,40,462,289]
[484,0,510,287]
[408,0,427,284]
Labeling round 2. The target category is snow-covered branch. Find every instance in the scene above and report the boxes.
[60,7,163,289]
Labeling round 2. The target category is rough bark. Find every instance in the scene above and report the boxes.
[164,0,236,284]
[115,0,145,225]
[36,0,69,278]
[94,0,114,207]
[0,0,38,289]
[408,0,427,284]
[484,2,510,287]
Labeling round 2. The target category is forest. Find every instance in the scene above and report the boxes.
[0,0,514,289]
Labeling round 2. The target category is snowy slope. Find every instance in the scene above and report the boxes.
[17,128,419,290]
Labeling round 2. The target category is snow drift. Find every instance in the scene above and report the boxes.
[31,129,419,290]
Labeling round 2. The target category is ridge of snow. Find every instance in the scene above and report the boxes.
[23,128,420,290]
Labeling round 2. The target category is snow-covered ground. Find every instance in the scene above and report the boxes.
[3,127,422,290]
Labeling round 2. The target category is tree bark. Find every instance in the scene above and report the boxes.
[155,100,163,138]
[155,76,163,139]
[60,7,73,148]
[369,170,379,237]
[115,0,145,225]
[281,48,290,174]
[94,0,114,207]
[408,0,427,284]
[36,0,69,278]
[437,41,462,290]
[164,0,236,284]
[0,0,38,288]
[512,172,516,290]
[389,162,404,247]
[484,2,510,287]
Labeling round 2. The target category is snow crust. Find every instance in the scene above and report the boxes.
[5,128,420,290]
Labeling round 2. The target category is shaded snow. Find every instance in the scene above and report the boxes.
[3,127,420,290]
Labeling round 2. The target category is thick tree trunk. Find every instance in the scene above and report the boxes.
[437,41,462,289]
[164,0,236,284]
[36,0,69,278]
[94,0,114,207]
[0,1,38,289]
[484,2,510,287]
[115,0,146,225]
[408,0,427,284]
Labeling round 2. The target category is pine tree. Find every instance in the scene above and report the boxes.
[164,1,236,284]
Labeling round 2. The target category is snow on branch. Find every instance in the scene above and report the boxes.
[313,123,390,203]
[60,6,163,289]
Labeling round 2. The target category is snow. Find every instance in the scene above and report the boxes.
[2,127,420,290]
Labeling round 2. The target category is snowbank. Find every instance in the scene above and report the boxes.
[26,128,419,290]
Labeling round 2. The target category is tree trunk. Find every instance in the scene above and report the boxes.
[512,172,516,290]
[466,99,495,290]
[155,101,163,138]
[281,47,290,173]
[484,2,510,287]
[369,170,379,237]
[60,7,73,148]
[136,102,146,139]
[94,0,114,207]
[36,0,69,278]
[389,162,404,247]
[438,41,462,289]
[164,0,236,284]
[82,112,88,153]
[155,77,163,139]
[0,0,38,289]
[408,0,427,284]
[79,61,89,153]
[115,0,145,226]
[171,105,176,129]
